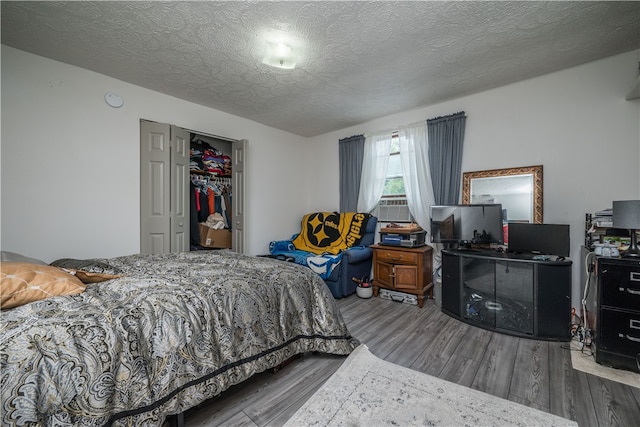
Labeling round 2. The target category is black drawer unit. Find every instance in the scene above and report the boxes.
[594,257,640,373]
[600,263,640,310]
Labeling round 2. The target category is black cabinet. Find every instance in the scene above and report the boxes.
[442,249,572,341]
[589,257,640,373]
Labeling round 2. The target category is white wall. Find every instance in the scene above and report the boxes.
[1,46,309,260]
[307,50,640,307]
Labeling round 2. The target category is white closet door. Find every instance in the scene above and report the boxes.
[142,121,245,254]
[140,121,190,254]
[140,121,171,254]
[232,139,246,253]
[170,125,189,252]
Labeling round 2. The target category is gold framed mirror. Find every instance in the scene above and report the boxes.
[462,165,543,224]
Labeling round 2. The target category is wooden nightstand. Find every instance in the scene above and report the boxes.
[372,244,433,308]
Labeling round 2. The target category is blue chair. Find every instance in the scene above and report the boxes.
[323,216,377,298]
[269,215,378,298]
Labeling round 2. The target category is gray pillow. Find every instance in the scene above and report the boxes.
[1,251,47,265]
[49,258,124,283]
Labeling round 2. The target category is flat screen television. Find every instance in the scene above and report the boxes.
[430,204,504,246]
[507,223,570,257]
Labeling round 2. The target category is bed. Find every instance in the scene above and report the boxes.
[0,250,357,426]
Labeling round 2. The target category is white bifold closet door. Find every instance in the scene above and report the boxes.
[231,139,246,253]
[140,121,189,254]
[140,120,246,254]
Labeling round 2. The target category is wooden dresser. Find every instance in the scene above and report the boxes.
[372,244,433,308]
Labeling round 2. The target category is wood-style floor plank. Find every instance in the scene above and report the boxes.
[508,339,550,412]
[471,332,518,399]
[182,294,640,426]
[377,302,439,366]
[437,353,483,388]
[410,315,469,377]
[247,355,344,426]
[586,374,640,427]
[572,369,599,427]
[548,339,578,420]
[448,322,493,363]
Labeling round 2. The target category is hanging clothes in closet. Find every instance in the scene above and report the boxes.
[189,133,233,249]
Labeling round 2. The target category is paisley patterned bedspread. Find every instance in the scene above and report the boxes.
[0,251,357,426]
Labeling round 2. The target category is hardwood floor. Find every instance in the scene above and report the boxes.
[183,295,640,426]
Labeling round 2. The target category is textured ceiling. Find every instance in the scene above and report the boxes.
[2,1,639,137]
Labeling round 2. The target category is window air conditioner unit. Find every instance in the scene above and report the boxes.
[375,198,413,222]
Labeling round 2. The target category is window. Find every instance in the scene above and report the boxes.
[382,135,405,197]
[375,135,413,223]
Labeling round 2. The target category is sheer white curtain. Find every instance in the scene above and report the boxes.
[357,131,392,213]
[398,122,435,230]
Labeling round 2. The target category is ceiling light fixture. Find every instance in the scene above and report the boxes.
[262,41,297,70]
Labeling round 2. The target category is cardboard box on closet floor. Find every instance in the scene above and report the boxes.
[199,224,232,248]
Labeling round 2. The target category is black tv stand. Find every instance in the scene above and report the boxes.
[441,249,572,341]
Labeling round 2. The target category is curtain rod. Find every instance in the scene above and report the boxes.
[341,117,437,140]
[363,121,426,138]
[427,111,466,123]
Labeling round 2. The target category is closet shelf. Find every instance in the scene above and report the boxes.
[190,169,231,178]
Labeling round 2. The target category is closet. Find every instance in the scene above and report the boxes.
[140,120,246,254]
[189,134,233,250]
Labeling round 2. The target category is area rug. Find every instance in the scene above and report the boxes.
[569,340,640,388]
[285,344,576,426]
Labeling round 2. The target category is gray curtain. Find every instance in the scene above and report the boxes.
[427,112,466,205]
[339,134,365,212]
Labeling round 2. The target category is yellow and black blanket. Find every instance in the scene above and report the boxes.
[292,212,372,255]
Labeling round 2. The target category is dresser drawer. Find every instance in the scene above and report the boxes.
[599,308,640,357]
[375,249,419,265]
[600,261,640,310]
